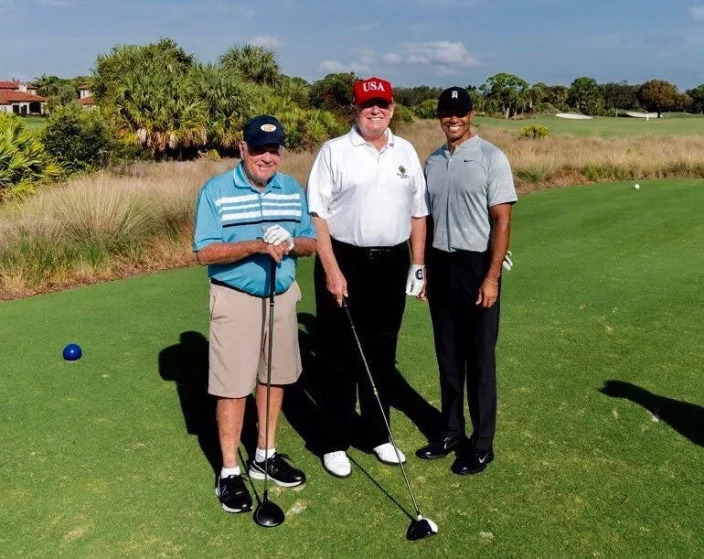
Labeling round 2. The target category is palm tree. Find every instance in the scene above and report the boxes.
[219,45,281,86]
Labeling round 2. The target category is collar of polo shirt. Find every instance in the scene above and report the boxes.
[233,161,282,193]
[443,133,479,156]
[350,126,395,149]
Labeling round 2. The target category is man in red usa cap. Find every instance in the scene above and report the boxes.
[307,77,431,478]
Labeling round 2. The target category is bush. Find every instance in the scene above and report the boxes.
[520,124,550,139]
[391,104,415,127]
[42,105,112,173]
[534,102,558,114]
[0,113,61,200]
[413,99,438,119]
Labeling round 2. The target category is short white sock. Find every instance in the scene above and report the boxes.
[221,466,240,478]
[255,448,276,463]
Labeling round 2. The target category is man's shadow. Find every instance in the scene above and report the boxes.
[600,380,704,447]
[158,331,258,475]
[283,313,441,456]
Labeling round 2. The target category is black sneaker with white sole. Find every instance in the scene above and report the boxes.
[248,453,306,487]
[215,474,253,513]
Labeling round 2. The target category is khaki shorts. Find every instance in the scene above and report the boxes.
[208,282,302,398]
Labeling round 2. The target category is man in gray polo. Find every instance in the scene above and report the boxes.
[416,87,517,475]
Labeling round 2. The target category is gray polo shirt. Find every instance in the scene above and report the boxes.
[424,135,517,253]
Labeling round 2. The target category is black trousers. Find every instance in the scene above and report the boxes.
[427,247,500,451]
[314,238,410,453]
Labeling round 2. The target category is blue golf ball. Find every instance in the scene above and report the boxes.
[63,343,82,361]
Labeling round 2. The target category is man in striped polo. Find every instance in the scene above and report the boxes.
[193,115,316,514]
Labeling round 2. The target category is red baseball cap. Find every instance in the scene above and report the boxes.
[353,77,393,105]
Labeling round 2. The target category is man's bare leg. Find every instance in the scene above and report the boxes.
[217,396,247,468]
[256,383,284,450]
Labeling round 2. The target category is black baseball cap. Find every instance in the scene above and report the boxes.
[243,115,286,149]
[437,87,473,116]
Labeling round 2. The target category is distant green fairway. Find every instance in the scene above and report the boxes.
[475,113,704,137]
[22,116,47,131]
[1,179,703,557]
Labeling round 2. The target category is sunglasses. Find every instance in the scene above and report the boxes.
[437,108,471,118]
[358,99,392,110]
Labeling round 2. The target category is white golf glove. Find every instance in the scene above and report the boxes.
[405,264,425,296]
[502,250,513,271]
[262,225,294,251]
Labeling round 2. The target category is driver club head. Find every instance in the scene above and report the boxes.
[406,516,438,541]
[253,499,285,528]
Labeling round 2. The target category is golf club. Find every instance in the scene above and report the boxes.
[341,299,438,541]
[253,258,285,528]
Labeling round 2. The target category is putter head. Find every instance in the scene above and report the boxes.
[406,515,438,541]
[253,499,285,528]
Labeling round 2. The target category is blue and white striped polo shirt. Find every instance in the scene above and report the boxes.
[193,162,316,296]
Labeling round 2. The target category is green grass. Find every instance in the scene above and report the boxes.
[475,113,704,137]
[21,116,47,132]
[1,179,703,557]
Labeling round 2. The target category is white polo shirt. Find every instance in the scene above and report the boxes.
[307,127,428,247]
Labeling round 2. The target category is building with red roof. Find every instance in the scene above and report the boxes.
[0,80,46,115]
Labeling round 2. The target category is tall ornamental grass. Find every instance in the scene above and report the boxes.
[1,121,703,299]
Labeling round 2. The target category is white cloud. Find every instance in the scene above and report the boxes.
[690,6,704,20]
[251,35,282,49]
[383,40,480,73]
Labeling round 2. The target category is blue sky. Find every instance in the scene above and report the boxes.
[1,0,703,89]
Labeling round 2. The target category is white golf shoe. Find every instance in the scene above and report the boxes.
[373,442,406,465]
[323,451,352,478]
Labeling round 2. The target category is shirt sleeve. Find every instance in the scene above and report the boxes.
[192,184,222,252]
[306,144,334,219]
[487,149,518,207]
[409,146,429,218]
[294,184,316,239]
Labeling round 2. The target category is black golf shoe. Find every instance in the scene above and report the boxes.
[249,453,306,487]
[451,447,494,475]
[215,474,252,514]
[415,436,462,460]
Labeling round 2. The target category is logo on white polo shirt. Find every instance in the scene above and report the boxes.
[397,164,408,179]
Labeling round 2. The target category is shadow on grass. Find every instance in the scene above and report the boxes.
[283,313,441,458]
[600,380,704,447]
[158,331,259,475]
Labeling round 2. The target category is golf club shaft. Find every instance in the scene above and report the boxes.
[342,300,423,518]
[263,258,277,499]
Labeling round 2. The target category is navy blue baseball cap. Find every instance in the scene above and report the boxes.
[243,115,286,149]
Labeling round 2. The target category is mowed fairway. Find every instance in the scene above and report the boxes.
[1,179,703,557]
[474,113,704,137]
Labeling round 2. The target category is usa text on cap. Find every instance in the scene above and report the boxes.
[353,77,393,105]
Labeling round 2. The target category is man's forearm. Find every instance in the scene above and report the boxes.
[409,216,427,266]
[311,215,340,275]
[486,220,510,281]
[196,240,265,266]
[292,237,317,257]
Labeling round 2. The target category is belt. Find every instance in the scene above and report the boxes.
[331,238,408,257]
[210,278,289,298]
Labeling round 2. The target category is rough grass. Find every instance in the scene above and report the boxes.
[1,179,702,557]
[1,118,703,299]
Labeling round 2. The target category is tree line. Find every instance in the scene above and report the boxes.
[2,39,703,200]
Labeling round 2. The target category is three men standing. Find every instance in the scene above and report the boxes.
[193,115,316,513]
[417,87,517,475]
[307,77,428,477]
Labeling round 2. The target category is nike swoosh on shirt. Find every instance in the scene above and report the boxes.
[478,454,489,464]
